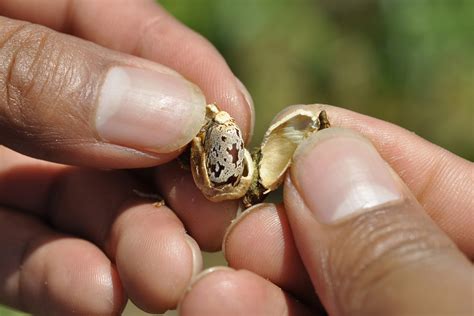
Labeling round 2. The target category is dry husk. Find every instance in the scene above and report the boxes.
[258,109,319,192]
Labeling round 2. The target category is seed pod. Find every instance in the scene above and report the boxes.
[190,104,254,202]
[243,110,330,207]
[189,104,330,207]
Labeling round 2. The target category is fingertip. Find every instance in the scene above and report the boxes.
[291,127,403,225]
[96,66,206,154]
[179,268,312,316]
[178,267,235,315]
[23,237,126,316]
[222,203,315,304]
[283,127,474,316]
[0,16,208,169]
[222,203,268,256]
[111,203,198,313]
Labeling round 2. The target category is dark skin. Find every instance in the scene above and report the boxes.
[0,1,472,315]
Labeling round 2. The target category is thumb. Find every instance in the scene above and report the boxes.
[0,17,206,168]
[284,128,473,316]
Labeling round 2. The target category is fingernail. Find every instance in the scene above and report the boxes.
[178,266,234,313]
[292,128,402,224]
[184,234,203,278]
[188,266,234,288]
[235,77,255,140]
[96,67,206,153]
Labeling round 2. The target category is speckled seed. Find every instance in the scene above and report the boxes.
[204,121,245,185]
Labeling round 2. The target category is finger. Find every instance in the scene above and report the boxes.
[0,148,202,313]
[155,161,238,251]
[178,268,314,316]
[0,145,237,253]
[0,207,125,316]
[42,168,202,313]
[281,104,474,257]
[0,16,206,168]
[0,0,254,141]
[108,202,202,313]
[285,127,473,315]
[1,137,233,254]
[223,203,318,307]
[0,145,68,212]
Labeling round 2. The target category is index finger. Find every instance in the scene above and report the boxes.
[0,0,254,140]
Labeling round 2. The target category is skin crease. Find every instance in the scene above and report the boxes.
[0,1,472,316]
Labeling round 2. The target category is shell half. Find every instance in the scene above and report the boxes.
[258,109,319,192]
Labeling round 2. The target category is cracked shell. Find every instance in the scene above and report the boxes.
[243,109,330,207]
[258,109,320,192]
[190,104,254,202]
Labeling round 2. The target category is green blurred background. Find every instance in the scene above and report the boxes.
[159,0,473,160]
[1,0,472,315]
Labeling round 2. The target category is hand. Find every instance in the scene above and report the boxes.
[179,105,473,315]
[0,1,253,315]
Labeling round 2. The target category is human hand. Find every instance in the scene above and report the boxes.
[179,105,473,315]
[0,1,253,315]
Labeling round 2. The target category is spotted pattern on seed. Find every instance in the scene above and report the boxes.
[204,122,245,185]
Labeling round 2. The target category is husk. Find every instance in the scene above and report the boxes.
[189,104,330,207]
[258,109,319,192]
[191,136,253,202]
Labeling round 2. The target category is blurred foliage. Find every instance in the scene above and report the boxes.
[160,0,473,160]
[0,306,28,316]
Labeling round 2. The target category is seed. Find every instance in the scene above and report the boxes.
[204,122,245,185]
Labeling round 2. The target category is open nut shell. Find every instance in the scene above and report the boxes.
[188,103,330,208]
[258,109,319,192]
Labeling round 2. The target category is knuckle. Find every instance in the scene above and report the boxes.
[325,205,457,314]
[0,18,93,137]
[134,14,168,55]
[0,20,50,121]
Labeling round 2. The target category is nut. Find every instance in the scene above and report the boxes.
[189,104,330,207]
[190,104,253,202]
